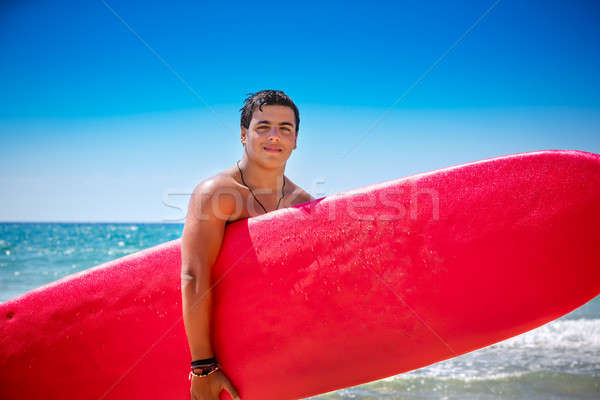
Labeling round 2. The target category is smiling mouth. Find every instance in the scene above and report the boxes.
[264,147,282,152]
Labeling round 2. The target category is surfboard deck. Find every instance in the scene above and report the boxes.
[1,149,599,399]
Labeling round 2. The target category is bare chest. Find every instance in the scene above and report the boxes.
[226,190,302,224]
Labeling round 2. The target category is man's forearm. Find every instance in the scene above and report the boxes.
[181,270,215,359]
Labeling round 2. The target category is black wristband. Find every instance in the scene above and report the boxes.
[191,357,217,368]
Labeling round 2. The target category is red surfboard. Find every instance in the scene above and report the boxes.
[1,149,599,399]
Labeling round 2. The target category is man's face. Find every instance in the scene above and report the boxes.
[241,104,297,167]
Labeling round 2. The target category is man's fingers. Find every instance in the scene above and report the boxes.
[223,382,240,400]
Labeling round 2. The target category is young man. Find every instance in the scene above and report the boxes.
[181,90,315,399]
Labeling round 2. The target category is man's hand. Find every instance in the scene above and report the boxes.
[190,369,240,400]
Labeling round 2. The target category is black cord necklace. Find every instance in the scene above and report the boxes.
[236,160,286,214]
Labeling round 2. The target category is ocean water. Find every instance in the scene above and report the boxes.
[1,223,598,399]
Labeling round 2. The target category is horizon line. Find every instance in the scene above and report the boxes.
[0,221,184,224]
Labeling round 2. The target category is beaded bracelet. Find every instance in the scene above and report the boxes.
[188,364,220,380]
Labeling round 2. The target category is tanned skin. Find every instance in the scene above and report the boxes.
[181,104,315,399]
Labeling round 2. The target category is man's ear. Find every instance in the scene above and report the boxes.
[240,127,247,146]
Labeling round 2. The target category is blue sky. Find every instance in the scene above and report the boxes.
[1,0,599,222]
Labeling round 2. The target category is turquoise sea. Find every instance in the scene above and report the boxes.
[1,223,598,399]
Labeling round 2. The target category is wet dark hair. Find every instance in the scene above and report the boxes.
[240,90,300,134]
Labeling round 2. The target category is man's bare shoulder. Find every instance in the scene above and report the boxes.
[192,171,239,196]
[284,177,316,205]
[189,170,242,218]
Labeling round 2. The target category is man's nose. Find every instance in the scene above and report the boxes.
[267,127,280,140]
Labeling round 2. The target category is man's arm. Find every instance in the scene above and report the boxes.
[181,179,233,359]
